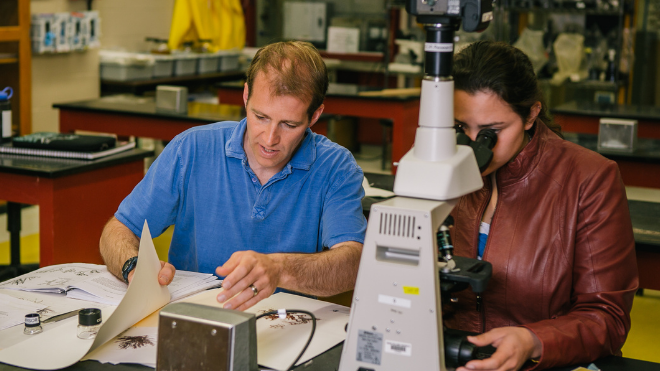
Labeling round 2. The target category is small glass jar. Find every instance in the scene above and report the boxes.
[24,313,43,335]
[77,308,102,340]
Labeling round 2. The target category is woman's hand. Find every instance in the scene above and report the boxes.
[456,327,541,371]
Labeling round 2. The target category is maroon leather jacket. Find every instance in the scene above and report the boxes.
[445,122,638,369]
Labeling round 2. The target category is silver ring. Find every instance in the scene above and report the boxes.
[249,284,258,297]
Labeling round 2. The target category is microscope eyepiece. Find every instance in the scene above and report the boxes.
[475,128,498,149]
[457,128,498,173]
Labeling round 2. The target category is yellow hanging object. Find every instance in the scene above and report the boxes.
[168,0,197,51]
[168,0,245,52]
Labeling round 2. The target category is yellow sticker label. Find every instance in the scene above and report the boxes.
[402,286,419,295]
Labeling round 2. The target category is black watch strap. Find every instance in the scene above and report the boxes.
[121,256,138,284]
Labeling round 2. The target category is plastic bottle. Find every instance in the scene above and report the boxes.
[606,49,617,82]
[0,87,13,143]
[77,308,102,339]
[24,313,43,335]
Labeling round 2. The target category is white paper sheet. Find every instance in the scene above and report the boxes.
[0,292,47,330]
[0,289,110,350]
[83,290,349,370]
[83,326,158,367]
[0,220,170,370]
[363,176,395,198]
[246,293,350,370]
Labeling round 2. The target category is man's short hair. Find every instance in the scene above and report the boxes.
[246,41,328,121]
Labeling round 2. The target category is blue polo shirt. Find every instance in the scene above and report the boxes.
[115,119,367,274]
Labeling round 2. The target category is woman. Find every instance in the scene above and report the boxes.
[446,41,638,371]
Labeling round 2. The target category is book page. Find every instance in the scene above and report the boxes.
[0,260,220,306]
[0,263,129,305]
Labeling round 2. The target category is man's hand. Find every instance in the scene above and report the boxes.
[456,327,541,371]
[128,260,176,286]
[215,251,283,311]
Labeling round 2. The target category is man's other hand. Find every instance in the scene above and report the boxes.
[215,251,283,311]
[128,260,176,286]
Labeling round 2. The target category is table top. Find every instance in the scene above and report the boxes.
[630,200,660,249]
[217,81,421,102]
[564,132,660,164]
[1,343,658,371]
[552,101,660,121]
[0,148,154,178]
[363,172,660,248]
[101,70,246,88]
[53,95,244,124]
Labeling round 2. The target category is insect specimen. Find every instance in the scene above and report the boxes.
[258,308,320,329]
[115,335,155,349]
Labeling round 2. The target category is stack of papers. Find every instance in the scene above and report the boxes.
[363,176,395,198]
[166,270,221,302]
[0,263,221,306]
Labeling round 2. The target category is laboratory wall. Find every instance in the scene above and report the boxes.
[30,0,174,133]
[99,0,174,51]
[31,0,97,133]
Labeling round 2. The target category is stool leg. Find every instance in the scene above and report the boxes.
[7,202,21,267]
[0,202,22,280]
[382,127,388,170]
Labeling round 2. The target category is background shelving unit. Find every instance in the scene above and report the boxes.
[492,0,635,106]
[0,0,31,136]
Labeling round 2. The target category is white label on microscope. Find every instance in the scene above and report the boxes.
[448,0,460,14]
[378,294,411,309]
[425,42,453,53]
[357,330,383,365]
[385,340,412,356]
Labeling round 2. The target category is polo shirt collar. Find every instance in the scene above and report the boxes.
[225,118,316,171]
[288,128,316,170]
[225,118,248,160]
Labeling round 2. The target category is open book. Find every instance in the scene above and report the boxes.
[0,263,221,306]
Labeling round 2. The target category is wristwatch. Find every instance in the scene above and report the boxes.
[121,256,138,284]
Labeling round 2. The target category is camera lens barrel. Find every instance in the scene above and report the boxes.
[444,330,478,368]
[424,24,455,78]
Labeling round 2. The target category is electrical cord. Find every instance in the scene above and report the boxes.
[256,309,317,371]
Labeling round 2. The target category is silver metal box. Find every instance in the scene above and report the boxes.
[157,302,258,371]
[156,85,188,114]
[598,117,638,153]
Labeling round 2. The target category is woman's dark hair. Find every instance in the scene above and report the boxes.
[453,41,562,138]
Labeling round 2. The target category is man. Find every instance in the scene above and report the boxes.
[100,41,367,311]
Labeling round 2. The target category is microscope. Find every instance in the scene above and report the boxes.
[338,0,494,370]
